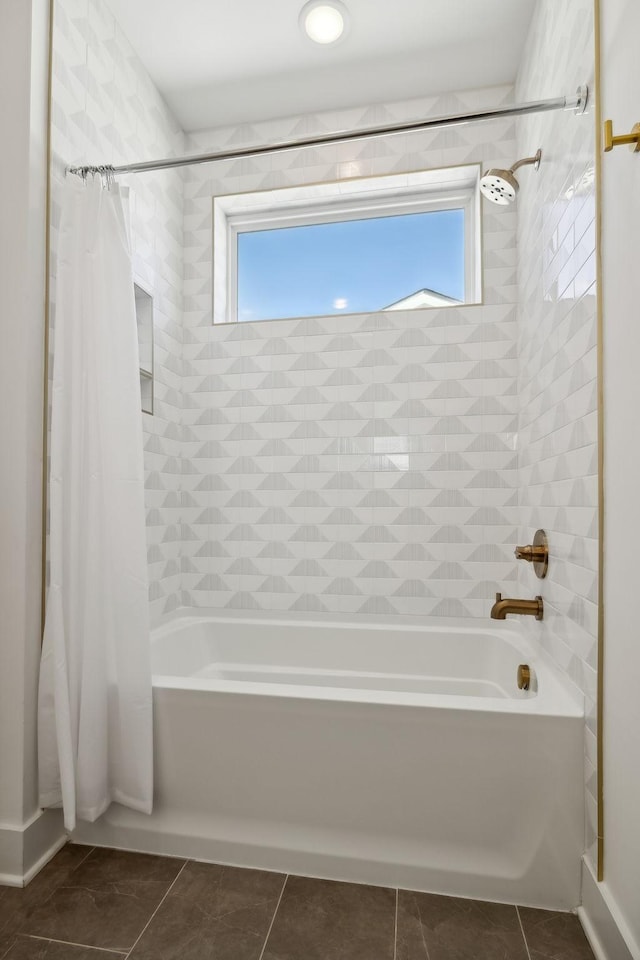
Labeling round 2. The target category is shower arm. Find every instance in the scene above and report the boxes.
[510,149,542,174]
[68,86,588,178]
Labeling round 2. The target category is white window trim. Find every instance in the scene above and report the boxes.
[213,164,481,324]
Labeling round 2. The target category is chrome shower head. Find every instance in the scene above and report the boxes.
[480,149,542,205]
[480,168,519,205]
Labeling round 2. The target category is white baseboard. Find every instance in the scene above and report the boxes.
[0,808,66,887]
[579,858,640,960]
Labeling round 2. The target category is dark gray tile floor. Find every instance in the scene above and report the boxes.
[0,845,595,960]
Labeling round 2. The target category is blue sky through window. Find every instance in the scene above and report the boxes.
[236,208,465,322]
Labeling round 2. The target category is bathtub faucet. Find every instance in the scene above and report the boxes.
[490,592,543,621]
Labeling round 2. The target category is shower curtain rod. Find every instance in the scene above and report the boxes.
[68,86,588,178]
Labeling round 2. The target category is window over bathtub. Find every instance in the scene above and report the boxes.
[212,164,482,324]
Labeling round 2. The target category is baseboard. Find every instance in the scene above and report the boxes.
[0,809,66,887]
[579,858,640,960]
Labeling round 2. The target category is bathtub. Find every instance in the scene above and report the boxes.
[72,612,584,909]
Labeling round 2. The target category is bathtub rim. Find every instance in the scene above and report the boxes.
[149,608,584,719]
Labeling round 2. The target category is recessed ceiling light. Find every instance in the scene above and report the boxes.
[299,0,349,44]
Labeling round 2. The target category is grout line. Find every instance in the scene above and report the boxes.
[36,843,95,901]
[393,887,398,960]
[7,845,99,952]
[0,940,17,960]
[123,859,188,960]
[22,934,126,955]
[416,893,431,960]
[257,873,288,960]
[73,845,96,869]
[516,905,532,960]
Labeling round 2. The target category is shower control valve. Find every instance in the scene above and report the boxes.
[514,529,548,580]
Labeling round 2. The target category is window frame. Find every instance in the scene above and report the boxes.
[213,164,482,324]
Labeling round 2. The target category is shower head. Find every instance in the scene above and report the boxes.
[480,149,542,205]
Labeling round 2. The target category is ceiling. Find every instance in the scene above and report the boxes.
[106,0,538,132]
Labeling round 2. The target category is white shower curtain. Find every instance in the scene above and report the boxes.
[38,175,153,832]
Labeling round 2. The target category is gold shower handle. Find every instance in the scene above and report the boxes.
[603,119,640,153]
[514,544,547,562]
[514,529,549,579]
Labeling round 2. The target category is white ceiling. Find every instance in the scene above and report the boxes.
[106,0,537,132]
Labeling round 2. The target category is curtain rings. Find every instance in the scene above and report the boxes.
[68,165,116,187]
[96,165,116,189]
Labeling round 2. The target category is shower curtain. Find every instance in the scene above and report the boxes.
[38,175,153,832]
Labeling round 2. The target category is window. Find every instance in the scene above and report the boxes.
[213,165,481,324]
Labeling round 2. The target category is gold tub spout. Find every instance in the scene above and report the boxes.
[490,592,543,620]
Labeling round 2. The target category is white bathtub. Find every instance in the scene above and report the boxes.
[73,613,584,909]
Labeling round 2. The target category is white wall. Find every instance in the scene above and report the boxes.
[600,0,640,953]
[0,0,65,883]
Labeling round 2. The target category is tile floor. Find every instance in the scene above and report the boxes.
[0,845,595,960]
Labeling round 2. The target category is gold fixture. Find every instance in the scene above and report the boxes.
[603,119,640,153]
[490,593,543,620]
[514,529,549,579]
[517,664,531,690]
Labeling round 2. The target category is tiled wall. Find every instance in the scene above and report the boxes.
[515,0,598,867]
[50,0,185,620]
[180,88,522,617]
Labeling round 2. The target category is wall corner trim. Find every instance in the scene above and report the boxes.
[579,857,640,960]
